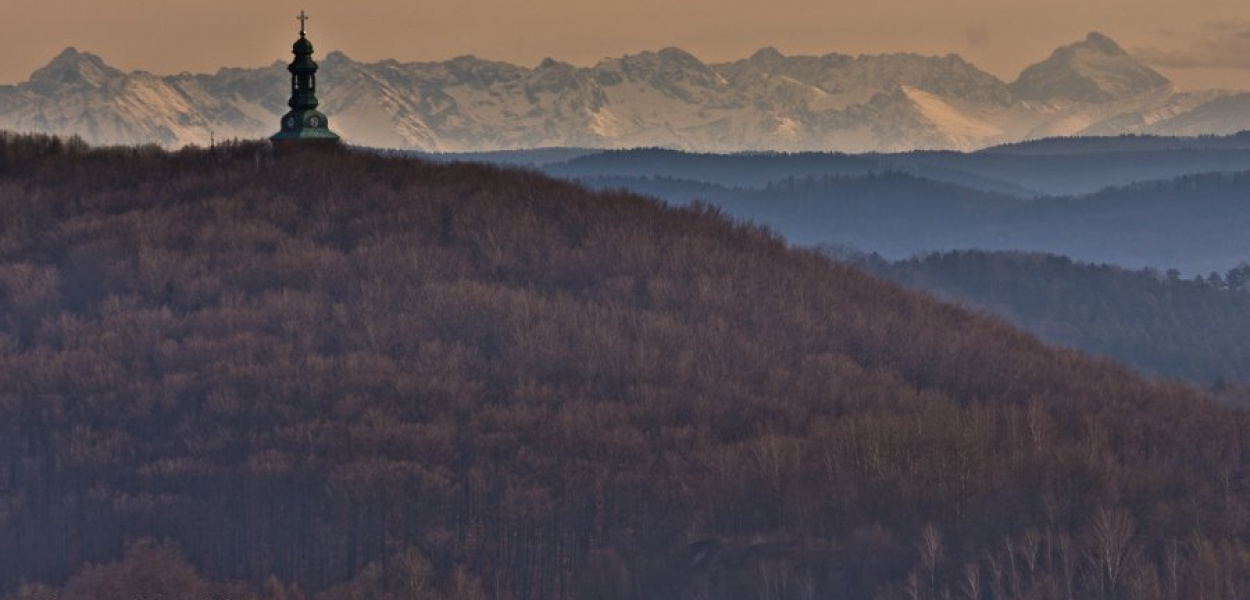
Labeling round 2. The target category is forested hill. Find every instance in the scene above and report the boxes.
[1,133,1247,600]
[848,250,1250,386]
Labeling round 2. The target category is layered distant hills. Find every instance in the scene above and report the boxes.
[3,32,1250,151]
[531,140,1250,274]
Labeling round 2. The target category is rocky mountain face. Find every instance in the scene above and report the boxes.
[1011,32,1173,103]
[0,34,1244,152]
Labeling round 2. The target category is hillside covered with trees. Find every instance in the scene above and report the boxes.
[0,132,1247,600]
[846,250,1250,386]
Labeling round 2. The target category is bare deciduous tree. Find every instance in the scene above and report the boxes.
[919,524,944,599]
[958,562,981,600]
[1086,507,1138,600]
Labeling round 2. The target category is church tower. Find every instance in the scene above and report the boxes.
[271,11,341,146]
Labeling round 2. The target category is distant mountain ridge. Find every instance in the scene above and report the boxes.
[2,33,1248,152]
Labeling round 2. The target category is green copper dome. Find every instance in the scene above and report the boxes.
[293,36,314,55]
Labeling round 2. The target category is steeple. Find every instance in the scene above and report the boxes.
[271,10,340,145]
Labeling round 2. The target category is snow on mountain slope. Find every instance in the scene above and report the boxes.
[1011,32,1172,104]
[0,48,267,146]
[1143,93,1250,136]
[899,86,1006,150]
[0,34,1245,152]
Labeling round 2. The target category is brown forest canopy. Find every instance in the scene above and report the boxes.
[0,132,1247,600]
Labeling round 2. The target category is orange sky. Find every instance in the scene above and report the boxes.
[3,0,1250,90]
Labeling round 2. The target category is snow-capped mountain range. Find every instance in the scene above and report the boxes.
[2,32,1247,152]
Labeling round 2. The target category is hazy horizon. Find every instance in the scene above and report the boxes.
[4,0,1250,90]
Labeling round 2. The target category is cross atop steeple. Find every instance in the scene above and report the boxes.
[297,11,309,36]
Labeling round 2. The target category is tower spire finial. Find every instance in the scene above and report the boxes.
[297,10,309,36]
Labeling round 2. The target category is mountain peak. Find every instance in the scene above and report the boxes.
[656,47,701,64]
[750,47,786,63]
[537,57,574,70]
[1081,32,1127,56]
[45,47,108,71]
[613,47,708,72]
[1011,33,1169,103]
[53,46,83,59]
[28,47,122,93]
